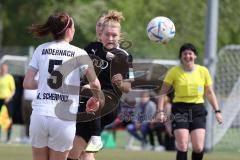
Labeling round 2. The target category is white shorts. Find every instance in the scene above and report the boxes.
[29,114,76,152]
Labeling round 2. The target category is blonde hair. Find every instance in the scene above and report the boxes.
[102,10,124,30]
[96,14,106,41]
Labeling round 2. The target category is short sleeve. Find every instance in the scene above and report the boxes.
[164,67,175,85]
[110,49,129,79]
[29,46,40,70]
[203,67,213,86]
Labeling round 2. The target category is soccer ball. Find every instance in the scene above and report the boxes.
[147,16,175,43]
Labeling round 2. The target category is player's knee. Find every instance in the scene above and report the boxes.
[192,145,204,153]
[176,142,188,152]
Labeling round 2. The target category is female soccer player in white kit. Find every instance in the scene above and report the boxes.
[23,12,103,160]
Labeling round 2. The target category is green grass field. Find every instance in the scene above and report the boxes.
[0,144,240,160]
[0,127,240,160]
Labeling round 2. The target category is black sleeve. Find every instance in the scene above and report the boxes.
[110,49,130,79]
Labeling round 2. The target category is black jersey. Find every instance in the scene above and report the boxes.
[84,42,133,97]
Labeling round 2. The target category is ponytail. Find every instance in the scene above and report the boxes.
[28,12,72,40]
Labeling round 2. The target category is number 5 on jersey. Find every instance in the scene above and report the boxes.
[47,59,63,89]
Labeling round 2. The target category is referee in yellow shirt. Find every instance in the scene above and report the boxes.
[157,43,223,160]
[0,63,16,141]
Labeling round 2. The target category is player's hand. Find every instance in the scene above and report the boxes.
[215,112,223,124]
[155,111,167,123]
[86,97,100,114]
[4,97,11,104]
[111,73,123,87]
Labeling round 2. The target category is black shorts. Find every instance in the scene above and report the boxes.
[171,103,207,132]
[75,117,101,142]
[75,89,120,142]
[0,99,12,118]
[75,108,120,142]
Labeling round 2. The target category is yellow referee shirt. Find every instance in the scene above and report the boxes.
[0,74,16,99]
[164,65,212,103]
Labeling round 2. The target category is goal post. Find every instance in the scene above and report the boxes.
[205,45,240,151]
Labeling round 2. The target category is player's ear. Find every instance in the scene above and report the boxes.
[194,54,197,59]
[66,26,74,36]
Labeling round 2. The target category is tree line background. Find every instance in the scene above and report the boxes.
[0,0,239,62]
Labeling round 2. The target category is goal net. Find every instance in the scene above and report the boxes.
[207,45,240,151]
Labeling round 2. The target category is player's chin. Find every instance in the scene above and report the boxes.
[105,43,116,49]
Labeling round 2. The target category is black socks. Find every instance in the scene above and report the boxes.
[176,150,187,160]
[192,151,204,160]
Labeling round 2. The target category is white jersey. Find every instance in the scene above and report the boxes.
[29,40,89,118]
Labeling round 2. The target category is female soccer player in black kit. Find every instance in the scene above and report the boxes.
[68,10,133,160]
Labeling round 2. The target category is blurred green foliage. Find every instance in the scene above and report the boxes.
[0,0,240,62]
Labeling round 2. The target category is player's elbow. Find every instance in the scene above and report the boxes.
[204,86,214,97]
[23,79,31,89]
[23,78,37,89]
[123,86,131,93]
[121,82,131,93]
[89,78,101,91]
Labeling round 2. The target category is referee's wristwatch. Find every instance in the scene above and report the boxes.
[215,109,221,114]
